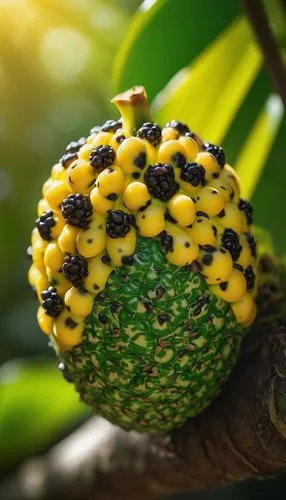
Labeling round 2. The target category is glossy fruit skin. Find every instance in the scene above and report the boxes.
[28,86,258,433]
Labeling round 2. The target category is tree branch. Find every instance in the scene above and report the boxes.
[242,0,286,107]
[1,257,286,500]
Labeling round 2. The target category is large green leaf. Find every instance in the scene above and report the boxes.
[113,0,240,100]
[0,360,86,467]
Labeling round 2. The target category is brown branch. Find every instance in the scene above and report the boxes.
[242,0,286,107]
[1,257,286,500]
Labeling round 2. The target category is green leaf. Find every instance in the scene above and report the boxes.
[113,0,240,100]
[0,360,85,467]
[153,17,261,140]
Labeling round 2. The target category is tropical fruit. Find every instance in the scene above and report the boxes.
[28,86,258,432]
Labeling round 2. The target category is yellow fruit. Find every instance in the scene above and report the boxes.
[64,287,94,317]
[210,269,247,302]
[178,136,199,161]
[50,213,66,240]
[123,182,151,211]
[76,215,106,258]
[117,137,146,175]
[66,160,96,194]
[58,225,78,254]
[97,166,124,197]
[186,216,217,246]
[136,203,165,237]
[161,127,179,142]
[53,310,84,349]
[35,271,49,302]
[167,194,196,227]
[158,140,187,168]
[89,132,113,147]
[165,224,199,266]
[196,186,225,217]
[236,234,253,269]
[37,306,53,335]
[44,242,64,271]
[216,203,242,233]
[46,268,71,296]
[231,293,256,325]
[44,180,72,212]
[77,143,94,161]
[207,178,234,202]
[84,255,113,294]
[37,198,50,216]
[110,130,131,152]
[90,186,113,214]
[32,239,48,271]
[51,163,65,180]
[196,152,220,181]
[106,227,136,267]
[199,247,233,284]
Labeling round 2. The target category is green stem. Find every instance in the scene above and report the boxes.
[111,86,152,134]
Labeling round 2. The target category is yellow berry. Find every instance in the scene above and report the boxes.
[64,287,94,316]
[186,216,217,246]
[76,214,106,258]
[58,224,78,254]
[66,160,95,194]
[165,224,199,266]
[53,310,84,349]
[231,293,256,325]
[77,143,94,161]
[42,177,53,198]
[106,227,136,267]
[51,163,65,180]
[199,247,233,284]
[178,136,199,161]
[97,166,124,197]
[196,186,225,217]
[243,302,257,327]
[28,264,41,288]
[44,242,64,271]
[136,203,165,237]
[144,141,157,165]
[46,268,70,295]
[90,132,113,147]
[219,164,240,199]
[50,213,66,240]
[90,186,113,214]
[44,180,72,212]
[123,181,151,211]
[32,239,48,271]
[117,137,146,176]
[35,271,49,302]
[110,130,131,152]
[196,152,220,181]
[207,178,234,202]
[210,269,247,302]
[158,140,187,167]
[37,306,53,335]
[162,127,179,142]
[37,198,50,216]
[84,255,113,294]
[167,194,196,227]
[216,203,242,233]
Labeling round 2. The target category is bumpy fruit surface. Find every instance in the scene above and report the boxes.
[28,86,258,432]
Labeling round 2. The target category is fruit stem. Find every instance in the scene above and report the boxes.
[111,86,152,134]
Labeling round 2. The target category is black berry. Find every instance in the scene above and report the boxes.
[41,287,64,317]
[35,210,56,241]
[101,119,122,133]
[238,198,253,225]
[66,137,86,154]
[89,145,115,172]
[166,120,189,135]
[144,163,179,201]
[221,228,242,261]
[245,232,257,258]
[106,210,133,239]
[244,265,256,290]
[137,122,162,147]
[204,143,225,167]
[180,162,206,186]
[62,255,88,286]
[61,194,93,229]
[61,152,78,168]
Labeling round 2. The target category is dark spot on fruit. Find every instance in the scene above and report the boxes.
[65,317,78,329]
[107,193,118,201]
[131,172,140,179]
[219,282,228,291]
[157,313,170,325]
[218,209,225,218]
[134,152,146,169]
[184,241,190,248]
[202,254,213,266]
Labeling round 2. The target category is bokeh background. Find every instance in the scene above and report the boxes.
[0,0,285,499]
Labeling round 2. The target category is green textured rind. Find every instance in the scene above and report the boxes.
[62,237,244,433]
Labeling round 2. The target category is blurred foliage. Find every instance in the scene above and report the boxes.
[0,0,285,497]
